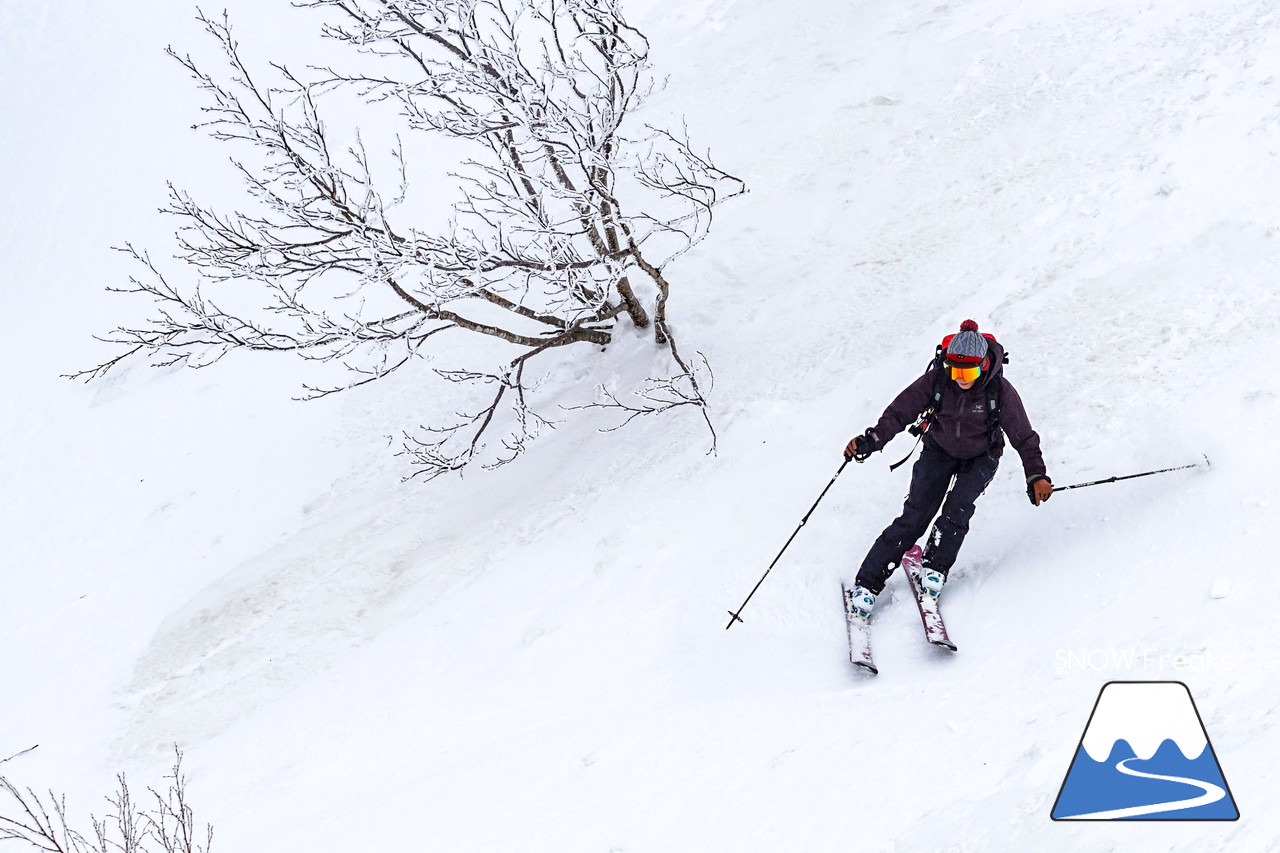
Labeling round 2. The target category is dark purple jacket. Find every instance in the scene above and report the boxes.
[872,340,1047,482]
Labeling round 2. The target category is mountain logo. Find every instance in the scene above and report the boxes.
[1051,681,1239,821]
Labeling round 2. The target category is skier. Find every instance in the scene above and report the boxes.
[843,320,1052,618]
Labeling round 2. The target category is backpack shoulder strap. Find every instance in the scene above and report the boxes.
[928,365,946,410]
[986,372,1004,439]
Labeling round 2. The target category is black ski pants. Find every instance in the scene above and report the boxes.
[855,444,1000,594]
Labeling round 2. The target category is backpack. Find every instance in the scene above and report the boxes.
[888,331,1010,472]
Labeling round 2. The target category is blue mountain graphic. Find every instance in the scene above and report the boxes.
[1053,738,1238,820]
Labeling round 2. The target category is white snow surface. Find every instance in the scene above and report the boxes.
[4,0,1279,850]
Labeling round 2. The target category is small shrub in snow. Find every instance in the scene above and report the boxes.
[0,749,212,853]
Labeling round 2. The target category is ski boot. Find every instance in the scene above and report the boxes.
[846,585,878,619]
[920,566,945,597]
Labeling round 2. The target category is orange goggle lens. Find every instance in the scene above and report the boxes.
[948,364,982,382]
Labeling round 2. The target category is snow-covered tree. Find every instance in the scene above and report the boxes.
[78,0,744,479]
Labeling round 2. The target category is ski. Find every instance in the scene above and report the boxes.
[902,545,958,652]
[841,584,878,674]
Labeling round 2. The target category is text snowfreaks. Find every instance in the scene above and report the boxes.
[1054,647,1235,673]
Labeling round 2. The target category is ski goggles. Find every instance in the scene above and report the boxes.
[946,362,983,382]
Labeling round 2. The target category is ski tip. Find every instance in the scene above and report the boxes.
[932,640,958,652]
[853,661,879,675]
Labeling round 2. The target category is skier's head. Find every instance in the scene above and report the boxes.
[944,319,990,387]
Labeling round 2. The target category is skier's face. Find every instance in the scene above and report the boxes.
[954,376,977,390]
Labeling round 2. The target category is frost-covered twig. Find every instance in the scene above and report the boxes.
[570,348,716,452]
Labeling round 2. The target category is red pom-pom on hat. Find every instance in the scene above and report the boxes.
[959,319,980,332]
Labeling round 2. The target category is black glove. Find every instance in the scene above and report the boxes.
[845,428,880,463]
[1027,475,1053,506]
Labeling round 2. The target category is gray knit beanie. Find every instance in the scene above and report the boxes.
[946,319,988,365]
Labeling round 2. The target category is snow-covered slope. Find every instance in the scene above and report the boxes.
[3,0,1278,849]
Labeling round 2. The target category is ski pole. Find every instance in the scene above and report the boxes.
[1052,456,1210,493]
[726,456,853,629]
